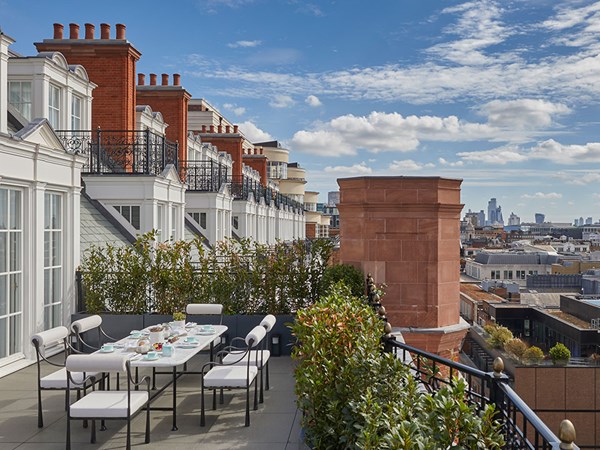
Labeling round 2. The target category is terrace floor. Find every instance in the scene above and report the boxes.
[0,355,307,450]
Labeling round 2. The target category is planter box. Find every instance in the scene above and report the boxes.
[70,313,296,356]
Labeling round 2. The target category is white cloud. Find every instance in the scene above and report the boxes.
[389,159,435,171]
[438,157,464,167]
[542,2,600,48]
[237,121,273,142]
[222,103,246,116]
[529,139,600,165]
[556,171,600,185]
[305,95,322,107]
[289,130,355,156]
[269,95,295,108]
[521,192,563,200]
[228,40,262,48]
[457,145,529,165]
[480,99,571,129]
[291,111,501,156]
[324,162,372,174]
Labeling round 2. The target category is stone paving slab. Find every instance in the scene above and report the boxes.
[0,355,307,450]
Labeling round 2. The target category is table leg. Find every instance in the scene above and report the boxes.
[171,366,178,431]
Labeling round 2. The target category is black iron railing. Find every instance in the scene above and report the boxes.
[181,160,229,192]
[388,339,574,449]
[56,129,178,176]
[229,175,303,213]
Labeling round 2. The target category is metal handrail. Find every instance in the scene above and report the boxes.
[387,337,578,449]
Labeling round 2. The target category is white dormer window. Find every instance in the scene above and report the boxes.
[8,81,32,120]
[48,84,61,129]
[71,95,82,130]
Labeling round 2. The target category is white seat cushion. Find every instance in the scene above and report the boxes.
[222,350,270,368]
[40,368,100,389]
[70,391,148,418]
[204,366,258,388]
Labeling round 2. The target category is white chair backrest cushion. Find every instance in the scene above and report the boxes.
[66,354,127,373]
[245,325,266,348]
[186,303,223,315]
[71,315,102,334]
[31,326,69,347]
[260,314,276,332]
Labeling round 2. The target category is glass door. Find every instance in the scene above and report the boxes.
[0,187,23,360]
[44,193,62,329]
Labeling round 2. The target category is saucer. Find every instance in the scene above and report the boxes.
[99,348,115,353]
[196,330,215,335]
[143,354,160,361]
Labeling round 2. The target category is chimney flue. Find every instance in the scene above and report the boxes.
[218,125,222,133]
[225,125,230,133]
[138,73,145,85]
[149,73,157,85]
[53,23,64,39]
[209,125,215,133]
[161,73,169,86]
[173,74,181,86]
[233,125,239,133]
[201,125,207,133]
[84,23,95,39]
[116,24,126,40]
[100,23,110,39]
[69,23,79,39]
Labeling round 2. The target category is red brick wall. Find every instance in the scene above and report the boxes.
[136,88,190,163]
[337,176,464,329]
[306,222,317,239]
[35,30,140,131]
[242,156,268,186]
[197,135,244,179]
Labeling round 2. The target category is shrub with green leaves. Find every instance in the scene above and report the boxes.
[504,338,528,360]
[484,323,514,349]
[523,346,545,365]
[292,283,504,449]
[321,263,365,298]
[549,342,571,363]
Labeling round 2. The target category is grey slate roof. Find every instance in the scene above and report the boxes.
[474,252,559,265]
[80,195,130,257]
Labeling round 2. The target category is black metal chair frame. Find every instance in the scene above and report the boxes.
[66,359,151,450]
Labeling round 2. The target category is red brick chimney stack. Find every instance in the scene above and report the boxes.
[69,23,79,39]
[100,23,110,39]
[84,23,95,39]
[161,73,169,85]
[233,125,238,133]
[116,24,126,40]
[225,125,230,133]
[53,23,64,39]
[138,73,145,85]
[149,73,157,85]
[173,74,181,86]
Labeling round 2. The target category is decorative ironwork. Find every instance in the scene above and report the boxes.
[181,160,229,192]
[56,129,178,176]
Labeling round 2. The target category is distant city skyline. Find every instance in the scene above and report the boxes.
[3,1,600,221]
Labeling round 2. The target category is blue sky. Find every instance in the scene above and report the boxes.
[3,0,600,223]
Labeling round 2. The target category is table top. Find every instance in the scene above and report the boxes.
[98,324,227,368]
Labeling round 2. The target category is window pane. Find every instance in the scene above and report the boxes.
[9,273,20,313]
[51,232,61,265]
[52,267,61,302]
[0,233,5,273]
[52,304,61,328]
[21,82,31,103]
[44,193,51,229]
[9,232,21,271]
[54,195,61,228]
[9,83,19,103]
[0,189,7,230]
[0,274,6,315]
[9,314,21,355]
[44,268,50,305]
[132,206,140,230]
[0,318,6,358]
[9,190,21,229]
[44,230,50,267]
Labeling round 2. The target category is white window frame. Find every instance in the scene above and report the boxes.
[43,192,62,330]
[113,205,141,230]
[71,94,82,130]
[8,81,32,121]
[48,84,61,129]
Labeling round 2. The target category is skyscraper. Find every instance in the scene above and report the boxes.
[535,213,545,224]
[487,198,504,225]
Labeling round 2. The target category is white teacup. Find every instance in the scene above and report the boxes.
[101,344,114,352]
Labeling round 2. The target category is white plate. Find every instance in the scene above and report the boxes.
[196,330,215,335]
[176,344,199,349]
[143,354,160,361]
[99,348,115,353]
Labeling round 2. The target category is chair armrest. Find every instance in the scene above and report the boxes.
[100,327,119,342]
[36,352,66,368]
[67,372,97,388]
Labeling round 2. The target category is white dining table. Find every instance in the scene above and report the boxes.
[105,324,228,431]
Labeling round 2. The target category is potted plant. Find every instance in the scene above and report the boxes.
[172,311,186,328]
[549,342,571,366]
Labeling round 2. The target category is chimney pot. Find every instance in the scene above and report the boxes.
[161,73,169,86]
[53,23,64,40]
[225,125,231,133]
[84,23,95,39]
[138,73,145,85]
[218,125,222,133]
[116,23,126,40]
[233,125,239,133]
[209,125,215,133]
[149,73,157,85]
[201,125,207,133]
[69,23,80,39]
[173,74,181,86]
[100,23,110,39]
[260,147,263,155]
